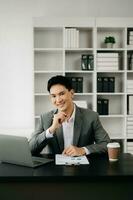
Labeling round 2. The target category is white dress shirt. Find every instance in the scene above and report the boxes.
[46,104,89,155]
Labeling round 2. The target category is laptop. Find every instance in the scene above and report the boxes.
[0,134,53,168]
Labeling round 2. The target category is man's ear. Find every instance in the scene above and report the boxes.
[70,89,74,98]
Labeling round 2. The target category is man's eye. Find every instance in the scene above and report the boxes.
[60,92,65,96]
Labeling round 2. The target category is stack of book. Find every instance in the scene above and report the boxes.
[65,28,79,48]
[68,77,83,93]
[97,77,115,92]
[127,53,133,70]
[73,101,87,109]
[81,54,94,70]
[97,53,119,71]
[127,116,133,138]
[127,142,133,154]
[97,98,109,115]
[128,31,133,48]
[127,95,133,115]
[127,80,133,93]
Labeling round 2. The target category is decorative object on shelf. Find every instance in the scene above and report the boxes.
[104,36,116,48]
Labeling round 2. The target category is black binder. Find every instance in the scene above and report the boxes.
[102,99,109,115]
[108,77,115,92]
[103,77,108,92]
[76,77,83,93]
[71,77,77,92]
[97,77,103,92]
[97,99,103,115]
[97,98,109,115]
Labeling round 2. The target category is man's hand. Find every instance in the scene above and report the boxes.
[49,112,67,134]
[62,145,86,156]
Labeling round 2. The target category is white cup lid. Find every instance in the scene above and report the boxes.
[107,142,120,148]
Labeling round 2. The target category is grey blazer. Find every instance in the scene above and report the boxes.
[29,106,110,155]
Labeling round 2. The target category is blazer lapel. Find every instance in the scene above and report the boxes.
[73,106,82,146]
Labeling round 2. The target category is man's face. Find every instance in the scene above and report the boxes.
[49,84,74,112]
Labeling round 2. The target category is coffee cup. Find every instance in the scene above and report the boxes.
[107,142,120,161]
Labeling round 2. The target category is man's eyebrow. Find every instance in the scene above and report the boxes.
[50,90,65,96]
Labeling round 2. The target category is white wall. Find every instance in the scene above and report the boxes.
[0,0,133,137]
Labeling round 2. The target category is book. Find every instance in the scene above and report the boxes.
[68,77,83,93]
[65,28,79,48]
[81,54,88,70]
[97,62,118,66]
[73,101,87,109]
[102,99,109,115]
[71,77,77,92]
[76,77,83,93]
[97,77,115,93]
[108,77,115,92]
[128,95,133,114]
[97,77,103,92]
[97,98,109,115]
[102,77,108,92]
[81,54,93,70]
[97,99,103,115]
[87,55,94,70]
[97,57,119,62]
[97,53,119,58]
[97,66,118,71]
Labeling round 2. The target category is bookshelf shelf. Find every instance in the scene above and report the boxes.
[34,70,63,74]
[33,17,133,154]
[65,70,93,73]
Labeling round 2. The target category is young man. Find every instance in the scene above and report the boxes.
[29,75,110,156]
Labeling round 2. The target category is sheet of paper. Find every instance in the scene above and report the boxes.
[55,154,89,165]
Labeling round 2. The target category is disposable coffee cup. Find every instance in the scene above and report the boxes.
[107,142,120,161]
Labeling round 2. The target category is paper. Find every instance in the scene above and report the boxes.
[55,154,89,165]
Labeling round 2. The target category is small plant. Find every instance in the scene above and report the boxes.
[104,36,116,44]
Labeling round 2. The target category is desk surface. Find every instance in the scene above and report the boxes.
[0,153,133,182]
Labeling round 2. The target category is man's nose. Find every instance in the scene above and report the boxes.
[56,96,62,102]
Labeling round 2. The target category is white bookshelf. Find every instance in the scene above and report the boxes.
[33,17,133,153]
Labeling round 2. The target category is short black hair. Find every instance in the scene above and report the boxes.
[47,75,72,92]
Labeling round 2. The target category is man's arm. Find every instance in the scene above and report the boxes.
[29,115,49,155]
[29,111,68,155]
[85,113,111,154]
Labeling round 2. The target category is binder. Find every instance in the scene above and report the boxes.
[76,77,83,93]
[71,77,77,92]
[81,54,94,70]
[87,55,94,70]
[97,98,109,115]
[97,99,103,115]
[108,77,115,92]
[97,77,103,92]
[81,55,88,70]
[103,77,108,92]
[102,99,109,115]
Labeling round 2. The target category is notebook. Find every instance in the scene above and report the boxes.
[0,134,53,168]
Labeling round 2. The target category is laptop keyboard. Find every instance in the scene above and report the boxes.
[33,160,43,165]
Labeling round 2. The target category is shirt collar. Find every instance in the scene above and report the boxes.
[66,103,76,123]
